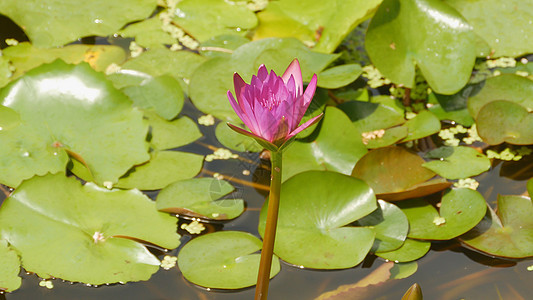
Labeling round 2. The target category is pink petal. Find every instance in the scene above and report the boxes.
[286,113,323,140]
[233,73,247,108]
[303,74,318,106]
[227,91,248,122]
[282,59,303,95]
[257,64,268,81]
[271,116,290,143]
[227,123,278,151]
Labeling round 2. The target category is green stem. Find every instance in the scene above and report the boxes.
[255,150,282,300]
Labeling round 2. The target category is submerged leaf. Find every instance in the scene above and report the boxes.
[0,173,180,284]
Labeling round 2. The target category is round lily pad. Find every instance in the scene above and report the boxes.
[178,231,280,289]
[460,195,533,258]
[0,60,150,187]
[352,147,449,201]
[476,100,533,145]
[423,146,491,179]
[283,106,368,181]
[338,96,406,133]
[357,200,409,253]
[0,239,21,292]
[398,188,487,240]
[156,178,244,220]
[145,111,202,151]
[316,64,363,89]
[365,0,476,94]
[401,110,441,142]
[259,170,377,269]
[375,239,431,263]
[0,0,157,47]
[0,173,181,285]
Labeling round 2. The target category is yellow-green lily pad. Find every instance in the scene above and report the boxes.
[0,239,21,292]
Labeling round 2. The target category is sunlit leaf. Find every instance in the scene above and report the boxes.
[0,0,157,47]
[178,231,280,289]
[423,146,491,179]
[376,239,431,262]
[389,262,418,279]
[283,107,368,181]
[445,0,533,57]
[398,189,487,240]
[358,200,409,253]
[259,171,377,269]
[118,16,175,49]
[157,178,244,220]
[0,173,180,284]
[0,60,149,187]
[199,34,250,59]
[316,64,362,89]
[146,112,202,151]
[173,0,257,42]
[338,96,406,133]
[401,110,441,142]
[460,195,533,258]
[115,150,203,190]
[366,0,477,94]
[0,239,21,292]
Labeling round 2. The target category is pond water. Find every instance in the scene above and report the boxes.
[1,97,532,300]
[0,13,532,300]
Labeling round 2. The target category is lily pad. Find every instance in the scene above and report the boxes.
[156,178,244,220]
[423,146,491,179]
[2,42,126,79]
[146,112,202,151]
[199,34,250,59]
[118,16,175,49]
[428,105,474,127]
[376,239,431,262]
[178,231,280,289]
[445,0,533,57]
[357,200,409,253]
[338,96,406,133]
[467,74,533,118]
[365,0,476,94]
[364,126,409,149]
[401,110,441,142]
[0,173,180,284]
[0,239,21,292]
[115,150,203,190]
[122,75,184,121]
[351,147,441,199]
[215,122,263,153]
[0,60,149,187]
[398,188,487,240]
[173,0,257,42]
[476,100,533,145]
[316,64,363,89]
[283,106,368,181]
[0,0,157,47]
[258,171,377,269]
[460,195,533,258]
[253,0,383,53]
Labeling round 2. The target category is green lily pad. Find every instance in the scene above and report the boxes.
[199,34,250,59]
[338,96,406,133]
[0,56,12,88]
[254,0,383,53]
[364,126,409,149]
[352,147,444,200]
[0,0,157,47]
[357,200,409,253]
[0,60,149,187]
[0,240,21,292]
[215,122,263,153]
[398,188,487,240]
[0,173,180,284]
[178,231,280,289]
[401,110,441,142]
[467,74,533,118]
[118,16,176,49]
[283,106,368,181]
[115,150,203,190]
[476,100,533,145]
[445,0,533,57]
[146,112,201,151]
[460,195,533,258]
[259,171,377,269]
[377,178,452,202]
[122,75,184,121]
[316,64,363,89]
[2,42,126,80]
[376,239,431,262]
[0,105,20,131]
[366,0,476,94]
[156,178,244,220]
[428,105,474,127]
[390,261,418,279]
[173,0,257,42]
[423,146,491,179]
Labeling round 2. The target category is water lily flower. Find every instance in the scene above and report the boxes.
[227,59,322,150]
